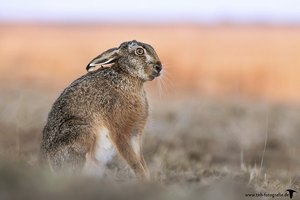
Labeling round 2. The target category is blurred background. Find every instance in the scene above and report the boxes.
[1,0,300,101]
[0,0,300,199]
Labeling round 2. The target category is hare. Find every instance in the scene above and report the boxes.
[40,40,162,180]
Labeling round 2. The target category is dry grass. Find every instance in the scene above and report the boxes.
[0,87,299,200]
[0,24,300,199]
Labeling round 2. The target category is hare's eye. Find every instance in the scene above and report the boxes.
[135,47,145,55]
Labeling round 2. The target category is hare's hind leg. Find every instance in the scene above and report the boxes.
[49,144,87,173]
[48,124,96,174]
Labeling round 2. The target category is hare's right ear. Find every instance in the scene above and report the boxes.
[86,48,120,72]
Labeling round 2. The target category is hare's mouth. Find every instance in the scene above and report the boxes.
[147,73,159,81]
[146,62,162,81]
[151,63,162,78]
[151,68,162,78]
[152,71,161,78]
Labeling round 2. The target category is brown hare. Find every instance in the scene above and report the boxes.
[40,40,162,180]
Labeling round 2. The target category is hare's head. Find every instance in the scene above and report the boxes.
[86,40,162,81]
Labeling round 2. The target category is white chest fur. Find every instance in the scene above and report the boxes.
[95,127,116,164]
[83,127,116,176]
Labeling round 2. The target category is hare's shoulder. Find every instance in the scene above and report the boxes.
[70,68,109,87]
[59,69,110,95]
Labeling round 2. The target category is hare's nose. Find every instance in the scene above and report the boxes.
[154,64,162,73]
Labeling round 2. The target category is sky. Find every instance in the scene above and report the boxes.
[0,0,300,23]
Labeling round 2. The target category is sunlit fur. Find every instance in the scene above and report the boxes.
[40,40,162,180]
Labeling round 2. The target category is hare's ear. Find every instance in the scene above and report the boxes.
[86,48,120,72]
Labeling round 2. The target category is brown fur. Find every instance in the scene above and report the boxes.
[40,40,162,180]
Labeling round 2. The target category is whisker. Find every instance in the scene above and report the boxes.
[159,74,169,96]
[159,78,164,99]
[154,64,175,98]
[161,71,174,88]
[160,70,175,94]
[156,77,163,100]
[161,64,171,69]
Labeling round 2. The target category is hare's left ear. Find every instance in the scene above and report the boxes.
[86,48,120,72]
